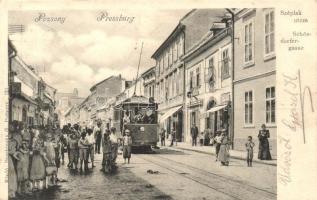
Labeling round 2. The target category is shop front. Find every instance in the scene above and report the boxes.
[159,105,183,141]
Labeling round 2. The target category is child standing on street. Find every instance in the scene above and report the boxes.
[78,132,89,172]
[245,136,255,167]
[123,129,132,164]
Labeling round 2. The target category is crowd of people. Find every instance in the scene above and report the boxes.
[8,120,133,199]
[159,123,272,167]
[9,121,62,199]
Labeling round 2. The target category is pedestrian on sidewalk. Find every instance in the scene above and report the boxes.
[160,128,166,146]
[214,132,222,161]
[78,132,89,172]
[190,123,198,146]
[245,136,255,167]
[94,121,102,154]
[123,129,132,164]
[258,124,272,160]
[199,132,204,146]
[86,128,95,168]
[169,128,176,146]
[218,130,230,166]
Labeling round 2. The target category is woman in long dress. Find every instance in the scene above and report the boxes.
[44,134,58,186]
[258,124,272,160]
[30,136,47,190]
[218,131,230,166]
[16,140,30,194]
[8,131,18,198]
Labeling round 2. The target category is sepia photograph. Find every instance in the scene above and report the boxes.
[7,8,277,200]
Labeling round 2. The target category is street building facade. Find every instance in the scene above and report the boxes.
[55,88,85,126]
[141,66,156,99]
[9,40,56,128]
[233,8,276,154]
[183,21,232,143]
[152,9,228,141]
[89,75,127,125]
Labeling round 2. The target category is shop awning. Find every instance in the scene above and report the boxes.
[159,105,182,122]
[206,104,227,113]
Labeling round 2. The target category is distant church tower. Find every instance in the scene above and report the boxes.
[73,88,78,97]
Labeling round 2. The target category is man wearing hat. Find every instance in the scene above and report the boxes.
[93,121,102,154]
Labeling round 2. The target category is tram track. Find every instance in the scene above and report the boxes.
[138,153,277,200]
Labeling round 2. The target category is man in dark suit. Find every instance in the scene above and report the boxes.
[190,123,198,146]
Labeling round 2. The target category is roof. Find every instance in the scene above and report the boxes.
[115,95,152,107]
[183,27,231,61]
[141,66,156,78]
[90,75,114,91]
[151,9,196,59]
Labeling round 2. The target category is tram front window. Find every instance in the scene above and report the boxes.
[128,108,157,124]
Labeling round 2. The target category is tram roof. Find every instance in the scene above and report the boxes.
[115,95,156,108]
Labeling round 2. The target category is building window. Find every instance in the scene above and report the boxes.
[221,49,230,79]
[173,43,177,62]
[206,57,215,90]
[171,74,175,97]
[216,110,224,130]
[189,71,194,90]
[149,86,151,98]
[244,91,253,125]
[179,35,184,56]
[176,70,179,95]
[176,39,179,59]
[169,48,172,67]
[161,81,164,101]
[179,67,183,95]
[244,21,254,64]
[165,53,168,69]
[173,72,177,97]
[158,59,161,75]
[196,67,200,87]
[266,87,275,124]
[264,10,275,55]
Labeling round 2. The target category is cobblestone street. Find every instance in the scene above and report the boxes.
[17,147,276,200]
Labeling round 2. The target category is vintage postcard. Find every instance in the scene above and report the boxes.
[0,0,316,200]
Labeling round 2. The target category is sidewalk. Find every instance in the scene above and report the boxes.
[164,142,277,166]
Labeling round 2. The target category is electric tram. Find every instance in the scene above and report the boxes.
[113,95,158,149]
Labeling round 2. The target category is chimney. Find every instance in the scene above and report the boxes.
[210,22,227,35]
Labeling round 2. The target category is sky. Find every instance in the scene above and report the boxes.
[9,9,190,97]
